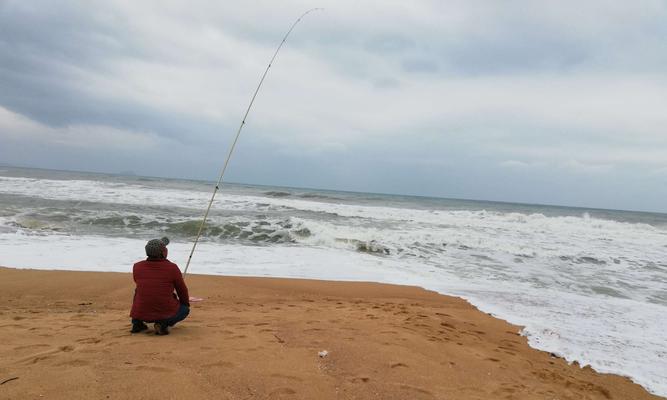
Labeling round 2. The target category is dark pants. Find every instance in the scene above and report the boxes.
[132,304,190,327]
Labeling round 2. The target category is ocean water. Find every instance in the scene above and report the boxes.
[1,166,666,396]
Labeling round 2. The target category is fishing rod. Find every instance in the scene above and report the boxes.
[183,8,323,275]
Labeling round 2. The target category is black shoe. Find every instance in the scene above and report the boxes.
[154,322,169,336]
[130,322,148,333]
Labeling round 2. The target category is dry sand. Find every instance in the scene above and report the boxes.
[0,266,661,400]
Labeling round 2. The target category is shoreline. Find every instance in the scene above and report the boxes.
[0,266,661,399]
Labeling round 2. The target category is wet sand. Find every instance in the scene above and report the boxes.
[0,266,661,399]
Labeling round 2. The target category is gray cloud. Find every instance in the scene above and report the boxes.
[1,0,666,212]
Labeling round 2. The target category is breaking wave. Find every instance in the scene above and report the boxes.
[263,191,291,198]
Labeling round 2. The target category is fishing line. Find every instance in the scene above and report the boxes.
[184,8,322,275]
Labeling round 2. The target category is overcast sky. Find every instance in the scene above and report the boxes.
[1,1,666,213]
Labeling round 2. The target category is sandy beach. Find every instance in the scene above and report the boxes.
[0,266,660,400]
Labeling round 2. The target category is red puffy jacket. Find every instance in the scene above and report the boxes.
[130,258,190,322]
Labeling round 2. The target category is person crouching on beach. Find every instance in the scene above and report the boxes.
[130,237,190,335]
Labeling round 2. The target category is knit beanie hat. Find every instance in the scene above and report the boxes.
[145,237,170,258]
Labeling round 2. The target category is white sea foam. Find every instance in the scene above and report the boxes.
[1,175,666,396]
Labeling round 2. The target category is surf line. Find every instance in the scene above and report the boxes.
[183,8,323,275]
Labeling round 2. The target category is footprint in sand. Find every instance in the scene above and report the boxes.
[0,323,27,329]
[20,345,75,364]
[62,324,90,329]
[268,387,297,398]
[13,343,50,351]
[56,359,90,367]
[69,313,94,320]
